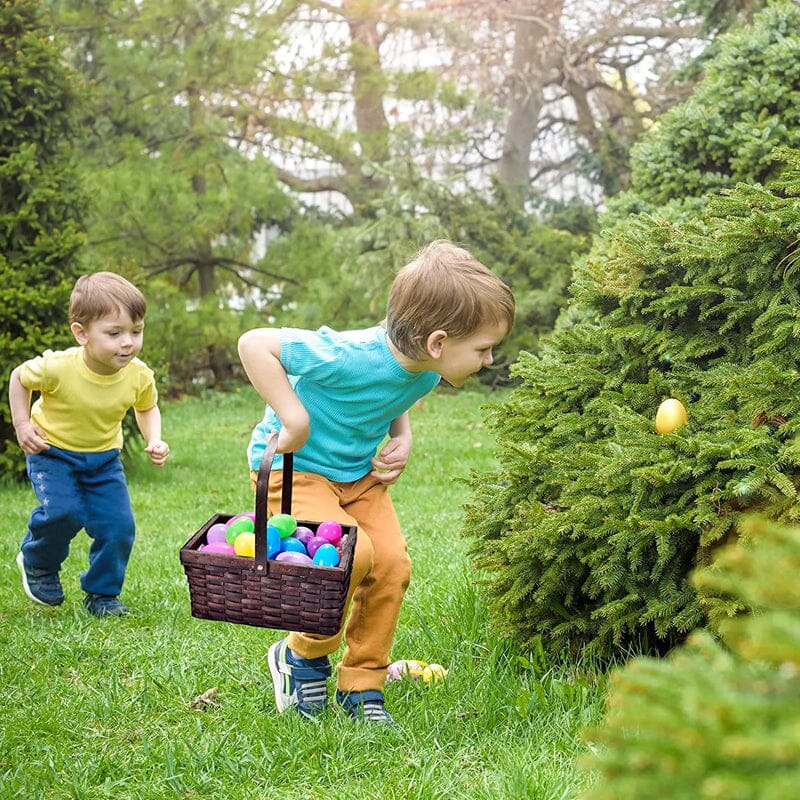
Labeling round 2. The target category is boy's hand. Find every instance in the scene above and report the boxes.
[145,440,170,467]
[370,436,411,485]
[274,411,310,454]
[14,421,50,455]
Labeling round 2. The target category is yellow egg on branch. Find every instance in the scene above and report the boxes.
[655,398,688,434]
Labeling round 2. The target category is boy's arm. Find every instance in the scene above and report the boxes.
[134,405,169,467]
[370,412,413,485]
[8,367,50,454]
[238,327,310,454]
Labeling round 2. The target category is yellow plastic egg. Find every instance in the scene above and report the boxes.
[655,398,688,434]
[233,531,256,557]
[421,663,448,683]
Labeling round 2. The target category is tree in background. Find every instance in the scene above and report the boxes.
[463,3,800,660]
[52,0,295,298]
[581,516,800,798]
[47,0,710,385]
[467,0,706,205]
[0,0,86,479]
[628,0,800,206]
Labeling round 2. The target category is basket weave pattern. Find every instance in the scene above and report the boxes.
[180,435,356,635]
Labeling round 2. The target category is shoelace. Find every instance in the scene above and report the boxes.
[297,677,328,705]
[31,573,62,591]
[359,700,392,723]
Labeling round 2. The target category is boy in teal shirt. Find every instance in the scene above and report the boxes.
[239,240,515,723]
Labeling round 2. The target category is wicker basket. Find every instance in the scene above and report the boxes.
[179,432,356,635]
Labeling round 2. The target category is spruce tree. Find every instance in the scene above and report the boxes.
[581,516,800,799]
[464,148,800,658]
[0,0,86,478]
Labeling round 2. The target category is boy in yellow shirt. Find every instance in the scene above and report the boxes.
[9,272,169,617]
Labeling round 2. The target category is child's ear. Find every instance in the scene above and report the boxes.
[425,330,448,359]
[70,322,87,345]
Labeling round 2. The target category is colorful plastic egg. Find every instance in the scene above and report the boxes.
[226,514,255,543]
[316,520,343,546]
[421,663,448,683]
[280,536,307,554]
[200,541,236,556]
[275,551,313,565]
[312,542,340,567]
[293,526,314,547]
[233,531,255,557]
[267,524,281,559]
[206,522,229,544]
[269,513,297,538]
[655,398,688,434]
[306,536,328,558]
[386,659,427,682]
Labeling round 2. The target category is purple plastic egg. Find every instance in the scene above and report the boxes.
[316,520,343,546]
[200,541,236,555]
[206,522,229,544]
[306,535,328,558]
[293,526,314,547]
[275,551,313,565]
[312,542,340,567]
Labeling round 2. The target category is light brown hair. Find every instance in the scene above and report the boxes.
[69,272,147,326]
[386,240,515,358]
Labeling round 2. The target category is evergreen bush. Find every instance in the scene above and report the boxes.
[463,2,800,660]
[0,0,86,480]
[463,148,800,658]
[629,2,800,206]
[581,515,800,799]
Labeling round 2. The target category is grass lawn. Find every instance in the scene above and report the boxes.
[0,387,603,800]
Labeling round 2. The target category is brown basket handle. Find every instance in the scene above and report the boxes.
[253,431,293,572]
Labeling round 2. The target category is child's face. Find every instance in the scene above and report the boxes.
[70,308,145,376]
[433,320,509,388]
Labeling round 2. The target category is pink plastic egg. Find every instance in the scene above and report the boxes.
[316,520,343,546]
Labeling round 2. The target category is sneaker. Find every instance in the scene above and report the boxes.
[83,593,129,617]
[16,552,64,606]
[336,689,394,725]
[267,637,331,719]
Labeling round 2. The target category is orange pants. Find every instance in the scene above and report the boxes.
[251,469,411,692]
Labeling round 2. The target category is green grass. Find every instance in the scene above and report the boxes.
[0,387,603,800]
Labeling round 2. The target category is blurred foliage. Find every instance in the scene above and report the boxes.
[0,0,87,480]
[581,515,800,799]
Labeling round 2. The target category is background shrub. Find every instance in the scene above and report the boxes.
[0,0,86,480]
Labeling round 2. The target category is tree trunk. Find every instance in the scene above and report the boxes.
[498,0,565,205]
[343,0,390,210]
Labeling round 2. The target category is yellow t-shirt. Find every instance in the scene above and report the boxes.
[19,347,158,452]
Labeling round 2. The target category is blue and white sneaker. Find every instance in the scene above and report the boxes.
[16,552,64,606]
[83,593,129,617]
[336,689,394,725]
[268,637,331,719]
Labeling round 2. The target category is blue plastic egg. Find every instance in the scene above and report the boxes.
[312,543,340,567]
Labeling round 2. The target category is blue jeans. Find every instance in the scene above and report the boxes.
[21,446,135,597]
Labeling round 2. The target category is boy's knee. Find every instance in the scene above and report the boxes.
[30,504,82,533]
